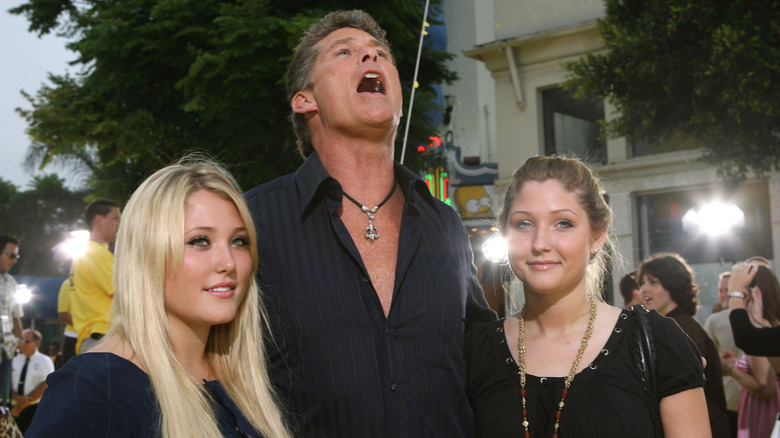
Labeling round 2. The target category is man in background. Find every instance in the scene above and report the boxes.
[56,278,77,363]
[0,236,23,408]
[712,271,730,313]
[11,329,54,433]
[619,271,643,308]
[70,200,120,353]
[704,271,739,438]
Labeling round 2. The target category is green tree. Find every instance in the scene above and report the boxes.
[10,0,455,203]
[564,0,780,181]
[0,175,89,276]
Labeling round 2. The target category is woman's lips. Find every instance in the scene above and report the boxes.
[527,261,559,271]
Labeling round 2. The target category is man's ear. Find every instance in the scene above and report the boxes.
[292,90,317,114]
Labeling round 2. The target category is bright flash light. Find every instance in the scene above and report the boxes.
[15,284,32,305]
[60,230,90,259]
[482,233,508,264]
[682,202,745,236]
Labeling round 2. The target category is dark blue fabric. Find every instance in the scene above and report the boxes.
[25,353,266,437]
[245,152,496,438]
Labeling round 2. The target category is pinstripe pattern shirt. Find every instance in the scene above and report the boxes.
[245,152,496,438]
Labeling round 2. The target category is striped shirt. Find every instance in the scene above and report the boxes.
[0,272,22,358]
[245,152,496,438]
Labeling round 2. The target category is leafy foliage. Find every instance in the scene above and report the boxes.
[0,175,89,276]
[564,0,780,182]
[10,0,455,203]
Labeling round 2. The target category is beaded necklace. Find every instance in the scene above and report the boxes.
[517,299,597,438]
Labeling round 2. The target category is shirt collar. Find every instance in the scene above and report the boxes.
[295,151,441,220]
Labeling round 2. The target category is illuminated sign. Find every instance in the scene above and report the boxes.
[424,166,450,205]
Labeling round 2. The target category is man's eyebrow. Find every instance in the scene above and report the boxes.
[325,37,389,52]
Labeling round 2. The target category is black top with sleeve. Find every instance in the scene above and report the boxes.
[665,307,730,438]
[467,309,704,438]
[245,152,497,438]
[25,353,267,437]
[730,308,780,356]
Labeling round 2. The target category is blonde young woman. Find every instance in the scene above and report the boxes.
[27,158,290,438]
[466,156,711,437]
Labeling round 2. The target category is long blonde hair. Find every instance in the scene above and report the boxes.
[109,156,290,438]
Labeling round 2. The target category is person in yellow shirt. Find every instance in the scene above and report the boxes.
[56,279,77,363]
[70,200,120,353]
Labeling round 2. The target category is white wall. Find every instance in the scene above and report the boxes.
[441,0,498,162]
[494,0,604,39]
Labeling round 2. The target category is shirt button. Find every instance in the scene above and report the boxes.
[361,275,369,283]
[390,382,397,391]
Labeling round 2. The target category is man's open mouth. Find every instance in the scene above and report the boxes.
[357,73,385,94]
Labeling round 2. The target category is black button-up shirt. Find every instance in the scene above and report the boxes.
[245,153,496,438]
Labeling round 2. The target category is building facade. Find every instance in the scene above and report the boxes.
[439,0,778,321]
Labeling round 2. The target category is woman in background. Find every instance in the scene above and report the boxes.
[638,252,730,438]
[467,156,710,437]
[722,265,780,438]
[729,262,780,357]
[27,157,290,437]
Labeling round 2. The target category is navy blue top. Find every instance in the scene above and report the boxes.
[25,353,267,437]
[467,309,705,437]
[245,152,496,438]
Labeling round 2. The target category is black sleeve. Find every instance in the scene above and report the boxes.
[651,312,705,399]
[730,309,780,356]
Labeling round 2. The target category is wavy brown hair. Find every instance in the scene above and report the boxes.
[637,252,699,315]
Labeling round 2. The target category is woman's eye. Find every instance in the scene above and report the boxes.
[513,220,533,230]
[231,236,250,247]
[556,220,574,229]
[187,236,210,247]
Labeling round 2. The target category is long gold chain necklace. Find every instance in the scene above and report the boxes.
[517,299,597,438]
